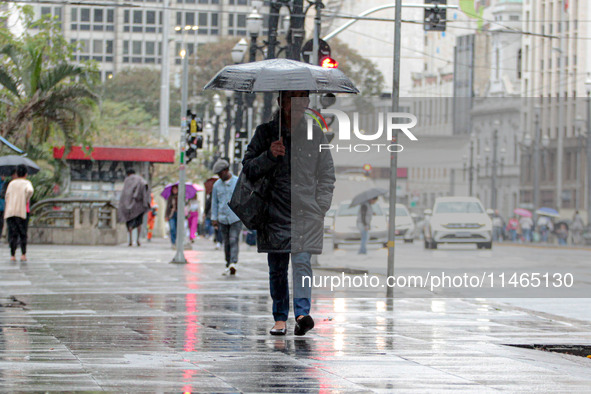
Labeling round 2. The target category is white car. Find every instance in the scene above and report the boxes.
[423,197,492,249]
[384,204,416,243]
[333,200,388,249]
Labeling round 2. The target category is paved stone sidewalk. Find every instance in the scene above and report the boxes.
[1,239,591,392]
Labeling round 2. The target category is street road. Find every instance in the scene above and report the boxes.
[1,239,590,391]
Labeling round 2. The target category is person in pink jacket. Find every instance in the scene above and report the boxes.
[187,197,200,243]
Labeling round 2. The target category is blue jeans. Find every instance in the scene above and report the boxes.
[358,224,369,254]
[268,252,312,322]
[509,229,517,242]
[219,221,241,266]
[522,229,532,242]
[169,212,177,245]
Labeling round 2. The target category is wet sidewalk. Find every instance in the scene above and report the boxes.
[1,238,591,392]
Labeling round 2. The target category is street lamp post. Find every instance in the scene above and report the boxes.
[246,5,263,140]
[586,79,591,227]
[223,90,233,159]
[491,126,499,210]
[171,38,190,264]
[213,94,223,149]
[532,110,541,212]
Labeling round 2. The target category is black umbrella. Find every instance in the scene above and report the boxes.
[349,188,388,207]
[204,58,359,94]
[0,155,40,176]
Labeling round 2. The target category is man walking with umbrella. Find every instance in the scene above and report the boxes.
[242,90,335,336]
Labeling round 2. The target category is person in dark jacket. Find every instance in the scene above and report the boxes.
[242,90,335,336]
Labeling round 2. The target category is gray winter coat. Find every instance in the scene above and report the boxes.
[242,117,335,254]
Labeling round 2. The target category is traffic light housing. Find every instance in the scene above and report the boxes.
[424,0,447,32]
[185,112,203,164]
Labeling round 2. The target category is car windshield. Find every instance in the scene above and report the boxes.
[435,201,484,214]
[338,203,383,216]
[396,207,408,216]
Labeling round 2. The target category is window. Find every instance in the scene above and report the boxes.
[94,9,103,23]
[510,15,519,21]
[185,12,194,26]
[133,10,142,24]
[81,8,90,22]
[199,12,207,26]
[146,11,156,24]
[93,40,103,54]
[41,7,51,16]
[71,8,78,22]
[146,41,155,55]
[132,41,142,55]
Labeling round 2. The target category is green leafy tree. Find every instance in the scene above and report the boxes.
[0,7,98,149]
[0,6,98,203]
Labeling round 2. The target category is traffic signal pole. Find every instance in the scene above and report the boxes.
[171,47,189,264]
[386,0,402,299]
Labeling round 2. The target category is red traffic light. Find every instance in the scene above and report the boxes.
[320,56,338,68]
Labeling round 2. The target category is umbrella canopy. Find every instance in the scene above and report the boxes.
[513,208,532,217]
[0,155,40,176]
[349,188,388,207]
[161,182,200,200]
[204,58,359,94]
[536,207,560,218]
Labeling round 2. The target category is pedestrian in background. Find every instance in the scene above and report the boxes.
[187,196,200,243]
[147,193,158,242]
[242,90,335,337]
[571,211,584,245]
[118,169,151,247]
[4,165,33,261]
[537,215,553,243]
[519,215,533,243]
[492,210,504,242]
[357,197,377,254]
[165,184,179,247]
[211,159,241,275]
[0,175,6,240]
[506,215,520,242]
[555,222,569,246]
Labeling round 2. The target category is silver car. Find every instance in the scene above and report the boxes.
[332,200,387,249]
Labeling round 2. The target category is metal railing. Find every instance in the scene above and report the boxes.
[30,198,117,229]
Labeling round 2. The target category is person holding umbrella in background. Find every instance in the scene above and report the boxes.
[4,165,33,261]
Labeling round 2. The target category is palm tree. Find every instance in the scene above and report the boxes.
[0,42,98,148]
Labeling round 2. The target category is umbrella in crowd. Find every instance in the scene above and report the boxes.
[536,207,560,218]
[513,208,532,218]
[349,188,388,207]
[0,155,40,176]
[161,182,202,200]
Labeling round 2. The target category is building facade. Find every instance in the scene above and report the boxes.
[30,1,252,81]
[520,0,590,216]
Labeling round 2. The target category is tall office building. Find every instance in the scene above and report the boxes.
[29,1,252,81]
[521,0,591,211]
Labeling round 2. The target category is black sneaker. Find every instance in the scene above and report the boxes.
[229,263,237,275]
[294,315,314,336]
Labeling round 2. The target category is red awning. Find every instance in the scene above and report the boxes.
[53,146,175,163]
